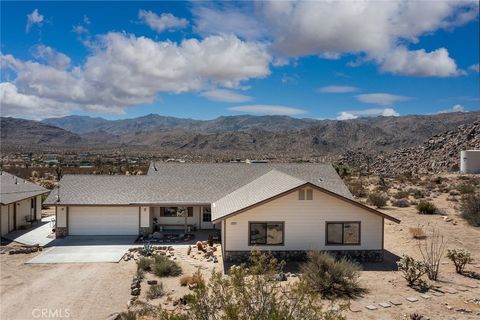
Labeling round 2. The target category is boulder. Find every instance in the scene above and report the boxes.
[131,288,141,296]
[147,280,158,285]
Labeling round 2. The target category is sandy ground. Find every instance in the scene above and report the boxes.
[0,249,135,320]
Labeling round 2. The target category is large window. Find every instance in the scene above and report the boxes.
[326,222,360,245]
[160,207,193,217]
[249,222,284,245]
[202,207,211,222]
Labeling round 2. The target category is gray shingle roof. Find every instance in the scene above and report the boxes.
[0,172,49,205]
[45,162,353,206]
[212,169,306,221]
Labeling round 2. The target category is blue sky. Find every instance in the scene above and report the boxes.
[1,0,479,121]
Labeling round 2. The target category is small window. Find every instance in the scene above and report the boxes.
[202,207,211,222]
[160,207,193,217]
[326,222,360,245]
[306,189,313,200]
[249,222,284,245]
[298,189,305,200]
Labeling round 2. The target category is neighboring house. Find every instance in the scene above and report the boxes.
[0,172,49,236]
[45,163,400,262]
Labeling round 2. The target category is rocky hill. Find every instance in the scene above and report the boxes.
[340,122,480,176]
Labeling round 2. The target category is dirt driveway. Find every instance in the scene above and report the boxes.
[0,249,135,320]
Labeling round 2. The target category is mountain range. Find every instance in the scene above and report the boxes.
[1,112,479,159]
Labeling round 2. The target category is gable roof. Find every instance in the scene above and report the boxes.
[0,172,49,205]
[45,162,353,205]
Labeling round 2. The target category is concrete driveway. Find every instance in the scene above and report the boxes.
[27,235,137,264]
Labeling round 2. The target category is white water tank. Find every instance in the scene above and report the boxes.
[460,150,480,173]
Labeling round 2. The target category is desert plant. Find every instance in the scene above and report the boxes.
[456,182,476,194]
[446,249,473,274]
[146,283,165,300]
[393,198,410,207]
[418,227,446,281]
[301,251,363,299]
[397,255,427,286]
[180,271,203,287]
[347,180,367,198]
[142,241,154,256]
[196,241,204,251]
[137,257,153,272]
[368,192,388,208]
[410,313,426,320]
[152,255,182,277]
[416,201,437,215]
[409,226,426,239]
[393,190,410,199]
[409,188,426,199]
[461,193,480,226]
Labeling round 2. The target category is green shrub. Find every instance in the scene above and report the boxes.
[409,188,427,199]
[447,249,473,274]
[368,192,388,208]
[301,251,363,299]
[153,255,182,277]
[137,257,153,272]
[456,183,476,195]
[393,198,410,208]
[146,283,165,300]
[461,194,480,226]
[416,201,437,215]
[397,255,426,286]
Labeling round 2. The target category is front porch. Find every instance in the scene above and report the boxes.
[138,229,220,246]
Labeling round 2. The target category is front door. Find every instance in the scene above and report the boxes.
[200,207,213,229]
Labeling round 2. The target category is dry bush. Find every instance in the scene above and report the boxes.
[180,272,203,287]
[416,201,438,215]
[456,183,476,195]
[146,283,165,300]
[418,227,446,281]
[393,198,410,208]
[368,192,388,208]
[461,193,480,227]
[347,180,367,198]
[409,227,426,239]
[393,190,410,199]
[397,255,427,286]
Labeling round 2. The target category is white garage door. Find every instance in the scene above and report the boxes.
[69,206,139,235]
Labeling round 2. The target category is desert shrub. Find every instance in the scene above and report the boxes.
[446,249,473,274]
[301,251,363,299]
[410,313,426,320]
[368,192,388,208]
[409,227,426,239]
[461,193,480,226]
[393,198,410,208]
[137,257,153,272]
[416,201,437,215]
[409,188,427,199]
[180,272,203,287]
[146,283,165,300]
[117,311,137,320]
[333,163,352,178]
[136,268,145,280]
[393,190,410,199]
[418,227,446,281]
[397,255,427,286]
[456,183,476,195]
[152,255,182,277]
[347,181,367,198]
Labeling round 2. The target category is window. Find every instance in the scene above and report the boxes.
[249,222,284,245]
[202,207,211,222]
[160,207,193,217]
[299,188,313,200]
[326,222,360,245]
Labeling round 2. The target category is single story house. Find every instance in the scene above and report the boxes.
[45,163,400,262]
[1,172,49,236]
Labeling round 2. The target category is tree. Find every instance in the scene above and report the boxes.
[418,227,446,281]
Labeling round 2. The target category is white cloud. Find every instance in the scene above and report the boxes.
[201,89,252,103]
[72,25,89,34]
[336,107,400,120]
[438,104,465,114]
[138,10,188,33]
[379,46,464,77]
[31,45,71,70]
[193,0,478,77]
[469,64,480,72]
[25,9,44,33]
[229,104,306,115]
[1,33,271,118]
[356,93,411,106]
[318,85,359,93]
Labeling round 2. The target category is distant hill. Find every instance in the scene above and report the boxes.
[2,111,479,158]
[0,117,85,147]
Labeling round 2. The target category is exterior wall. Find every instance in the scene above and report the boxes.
[15,198,31,228]
[140,206,152,235]
[8,204,14,232]
[223,188,383,258]
[56,206,68,237]
[36,195,42,220]
[460,150,480,174]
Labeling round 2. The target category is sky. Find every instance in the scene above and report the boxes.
[1,0,479,121]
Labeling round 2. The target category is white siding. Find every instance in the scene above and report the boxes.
[224,188,383,252]
[140,206,150,228]
[36,195,42,220]
[57,206,67,227]
[15,198,31,228]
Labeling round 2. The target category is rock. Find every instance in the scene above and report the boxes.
[274,272,287,281]
[131,288,140,296]
[147,280,158,285]
[152,232,163,239]
[131,281,140,290]
[106,312,120,320]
